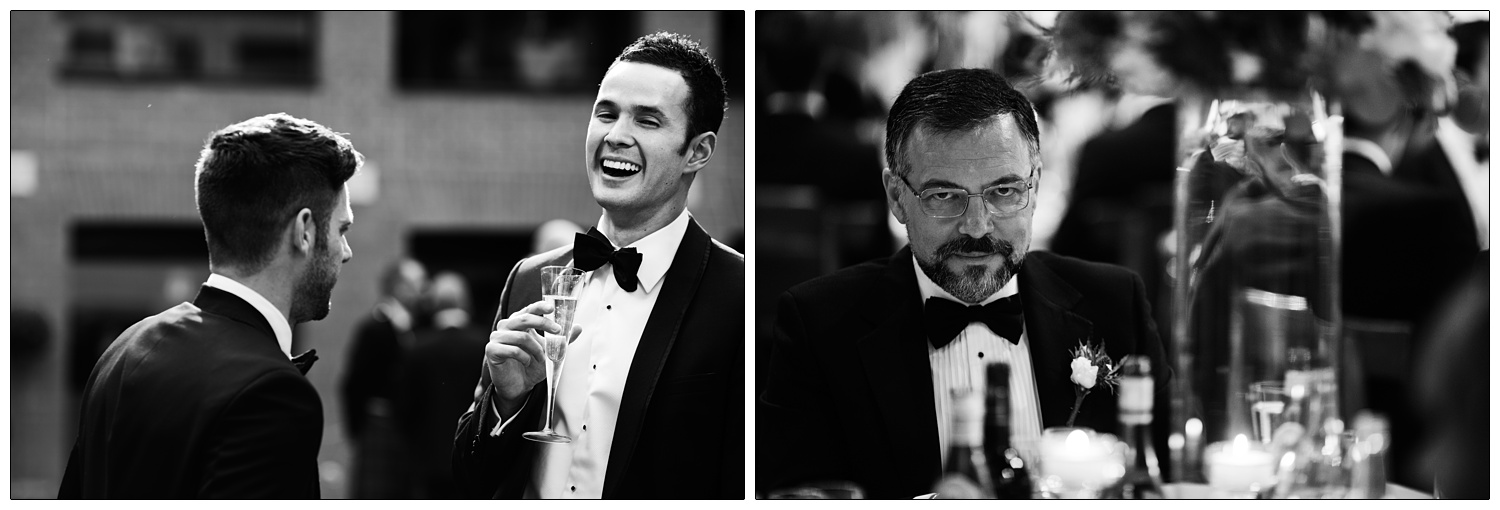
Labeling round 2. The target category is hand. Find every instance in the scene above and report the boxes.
[480,300,583,418]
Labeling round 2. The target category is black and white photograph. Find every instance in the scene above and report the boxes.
[9,10,745,499]
[754,10,1487,500]
[5,7,1491,502]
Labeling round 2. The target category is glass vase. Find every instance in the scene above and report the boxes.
[1166,89,1350,483]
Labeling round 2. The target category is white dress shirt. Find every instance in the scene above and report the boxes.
[912,258,1044,466]
[203,273,293,359]
[490,209,691,499]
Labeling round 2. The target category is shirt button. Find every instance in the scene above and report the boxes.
[593,364,597,370]
[606,305,612,310]
[571,486,576,492]
[582,424,587,431]
[978,352,985,359]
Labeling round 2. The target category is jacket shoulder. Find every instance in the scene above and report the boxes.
[1025,250,1144,303]
[783,257,893,305]
[516,245,573,274]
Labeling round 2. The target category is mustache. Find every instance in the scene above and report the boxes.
[933,236,1014,261]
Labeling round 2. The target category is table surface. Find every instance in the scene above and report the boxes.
[1164,482,1430,499]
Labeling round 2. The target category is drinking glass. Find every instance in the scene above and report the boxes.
[523,265,586,444]
[1247,381,1288,445]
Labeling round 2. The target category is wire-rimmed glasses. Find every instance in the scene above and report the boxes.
[898,170,1038,218]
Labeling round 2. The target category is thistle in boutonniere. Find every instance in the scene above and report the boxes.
[1066,340,1121,427]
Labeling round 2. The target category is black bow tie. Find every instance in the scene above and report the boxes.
[292,349,318,376]
[924,296,1024,348]
[573,228,643,292]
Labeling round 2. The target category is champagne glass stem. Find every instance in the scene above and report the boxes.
[541,358,556,434]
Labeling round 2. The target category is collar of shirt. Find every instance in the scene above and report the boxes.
[375,298,413,332]
[910,254,1019,306]
[204,273,293,359]
[1343,137,1394,176]
[590,209,691,294]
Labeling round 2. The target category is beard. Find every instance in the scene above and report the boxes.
[915,235,1025,304]
[290,236,340,323]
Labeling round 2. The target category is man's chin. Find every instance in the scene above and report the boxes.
[944,256,1002,275]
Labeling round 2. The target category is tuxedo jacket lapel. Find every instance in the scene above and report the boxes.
[1018,257,1095,428]
[857,247,942,481]
[602,218,712,497]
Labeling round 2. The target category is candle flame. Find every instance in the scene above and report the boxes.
[1232,434,1250,453]
[1186,418,1203,435]
[1066,429,1090,450]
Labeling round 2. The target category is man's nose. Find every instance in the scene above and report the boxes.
[604,119,633,147]
[956,195,994,238]
[341,239,353,264]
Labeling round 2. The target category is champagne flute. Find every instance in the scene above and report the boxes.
[523,265,586,444]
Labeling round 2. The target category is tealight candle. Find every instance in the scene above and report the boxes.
[1205,434,1276,498]
[1039,428,1112,494]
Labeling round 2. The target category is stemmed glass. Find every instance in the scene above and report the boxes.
[523,265,586,444]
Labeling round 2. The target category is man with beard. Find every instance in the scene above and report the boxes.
[59,113,360,499]
[758,69,1169,498]
[452,32,744,499]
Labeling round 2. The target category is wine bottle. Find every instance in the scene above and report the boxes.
[983,362,1033,499]
[1111,355,1164,499]
[933,388,993,499]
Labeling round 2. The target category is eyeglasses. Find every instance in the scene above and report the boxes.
[899,171,1037,218]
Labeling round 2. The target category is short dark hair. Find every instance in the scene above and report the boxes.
[885,68,1041,178]
[194,113,361,273]
[613,31,727,152]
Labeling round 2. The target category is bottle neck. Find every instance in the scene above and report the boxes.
[1118,375,1153,426]
[951,414,983,448]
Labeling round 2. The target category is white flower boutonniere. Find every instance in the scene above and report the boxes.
[1066,340,1121,427]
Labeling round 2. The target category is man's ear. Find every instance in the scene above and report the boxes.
[882,168,909,224]
[682,131,717,175]
[290,208,315,256]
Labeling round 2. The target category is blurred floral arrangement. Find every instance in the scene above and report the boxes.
[1046,11,1461,116]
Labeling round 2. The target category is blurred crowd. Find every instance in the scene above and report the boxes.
[756,10,1486,497]
[340,219,582,499]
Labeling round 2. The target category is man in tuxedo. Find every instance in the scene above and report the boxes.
[758,69,1169,498]
[341,257,426,498]
[58,113,361,498]
[452,32,744,499]
[395,272,487,499]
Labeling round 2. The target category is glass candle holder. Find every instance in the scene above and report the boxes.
[1036,427,1123,498]
[1205,434,1278,498]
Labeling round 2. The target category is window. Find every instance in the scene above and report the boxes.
[59,11,316,86]
[396,11,640,93]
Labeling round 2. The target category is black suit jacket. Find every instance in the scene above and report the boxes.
[341,305,409,439]
[1343,152,1480,321]
[452,218,745,499]
[395,321,490,497]
[758,249,1169,498]
[59,286,322,499]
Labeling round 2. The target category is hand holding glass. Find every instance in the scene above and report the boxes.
[524,266,587,444]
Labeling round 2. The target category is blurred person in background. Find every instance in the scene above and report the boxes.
[59,113,360,498]
[394,272,488,499]
[1335,12,1484,490]
[341,257,427,498]
[1410,257,1487,499]
[452,32,745,499]
[759,69,1169,498]
[531,218,584,255]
